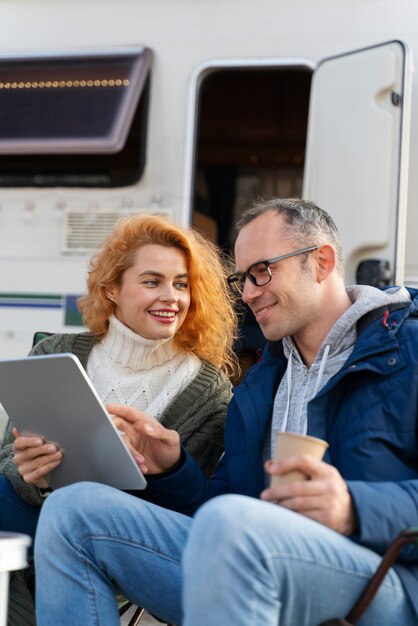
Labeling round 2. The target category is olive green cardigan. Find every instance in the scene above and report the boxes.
[0,332,232,507]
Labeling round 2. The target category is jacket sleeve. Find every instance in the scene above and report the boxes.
[142,393,245,516]
[348,480,418,562]
[143,446,229,516]
[160,363,232,478]
[0,336,64,507]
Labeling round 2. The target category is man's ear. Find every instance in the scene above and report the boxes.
[315,244,336,282]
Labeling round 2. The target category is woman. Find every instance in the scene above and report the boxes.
[0,213,237,625]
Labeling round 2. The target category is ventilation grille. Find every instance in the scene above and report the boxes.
[62,208,170,254]
[62,209,121,253]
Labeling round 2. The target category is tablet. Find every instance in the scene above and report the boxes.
[0,353,147,491]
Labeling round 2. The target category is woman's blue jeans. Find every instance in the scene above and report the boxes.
[0,476,40,551]
[34,484,416,626]
[35,482,190,625]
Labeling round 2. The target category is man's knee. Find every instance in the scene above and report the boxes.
[189,494,282,555]
[192,494,294,539]
[193,494,255,538]
[188,494,326,570]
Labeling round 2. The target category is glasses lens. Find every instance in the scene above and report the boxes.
[249,262,271,287]
[228,275,244,295]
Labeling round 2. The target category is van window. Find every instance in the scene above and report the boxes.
[0,46,152,187]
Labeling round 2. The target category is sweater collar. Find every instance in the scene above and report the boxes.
[100,315,178,370]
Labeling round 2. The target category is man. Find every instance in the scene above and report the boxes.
[35,199,418,625]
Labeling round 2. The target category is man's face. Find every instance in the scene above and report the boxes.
[234,211,320,342]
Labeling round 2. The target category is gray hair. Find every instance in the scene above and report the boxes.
[237,197,344,275]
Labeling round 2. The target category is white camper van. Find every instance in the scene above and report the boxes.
[0,0,417,360]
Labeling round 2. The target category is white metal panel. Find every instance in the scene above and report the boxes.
[303,40,412,284]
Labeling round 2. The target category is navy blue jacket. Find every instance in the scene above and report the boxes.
[147,288,418,616]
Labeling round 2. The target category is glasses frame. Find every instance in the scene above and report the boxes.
[227,245,318,296]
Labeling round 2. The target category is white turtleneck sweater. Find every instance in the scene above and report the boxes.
[87,315,202,420]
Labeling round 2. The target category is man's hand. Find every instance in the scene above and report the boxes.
[12,428,62,488]
[261,454,358,536]
[107,403,181,475]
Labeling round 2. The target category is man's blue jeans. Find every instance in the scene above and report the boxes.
[35,484,416,626]
[183,495,417,626]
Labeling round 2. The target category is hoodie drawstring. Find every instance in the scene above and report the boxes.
[313,343,331,398]
[280,348,293,433]
[281,344,331,435]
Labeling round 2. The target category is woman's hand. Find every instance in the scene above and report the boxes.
[107,404,181,475]
[12,428,63,488]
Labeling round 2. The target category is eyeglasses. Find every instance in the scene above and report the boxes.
[227,245,318,296]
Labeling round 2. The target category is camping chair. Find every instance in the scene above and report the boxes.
[318,527,418,626]
[118,595,174,625]
[119,601,174,626]
[118,600,145,625]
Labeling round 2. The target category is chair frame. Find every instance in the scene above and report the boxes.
[119,601,146,626]
[119,600,173,626]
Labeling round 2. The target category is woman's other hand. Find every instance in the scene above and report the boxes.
[12,427,62,488]
[107,404,181,475]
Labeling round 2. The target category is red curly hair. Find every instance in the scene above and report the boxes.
[78,214,238,376]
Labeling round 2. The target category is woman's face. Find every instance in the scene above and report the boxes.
[107,244,191,340]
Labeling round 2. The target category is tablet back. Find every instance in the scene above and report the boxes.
[0,353,147,491]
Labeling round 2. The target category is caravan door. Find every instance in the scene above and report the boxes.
[302,41,412,285]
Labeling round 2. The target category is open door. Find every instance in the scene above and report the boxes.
[303,40,412,285]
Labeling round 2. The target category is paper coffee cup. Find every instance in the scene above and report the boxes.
[271,432,329,487]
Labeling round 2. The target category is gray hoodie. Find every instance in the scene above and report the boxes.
[267,285,411,460]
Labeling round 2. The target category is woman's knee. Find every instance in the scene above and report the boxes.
[37,482,118,540]
[37,482,159,544]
